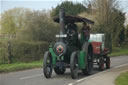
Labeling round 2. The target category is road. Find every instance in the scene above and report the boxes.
[0,56,128,85]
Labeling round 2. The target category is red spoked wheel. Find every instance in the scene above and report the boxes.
[99,57,104,71]
[105,56,110,69]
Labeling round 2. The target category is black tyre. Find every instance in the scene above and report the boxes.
[105,56,110,69]
[99,57,104,71]
[54,66,66,75]
[70,51,79,79]
[82,43,93,75]
[82,51,93,75]
[43,51,52,78]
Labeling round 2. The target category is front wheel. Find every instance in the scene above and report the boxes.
[82,51,93,75]
[82,43,93,75]
[70,51,79,79]
[43,51,52,78]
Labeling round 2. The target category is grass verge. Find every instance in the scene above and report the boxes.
[115,72,128,85]
[0,46,128,73]
[0,61,42,73]
[109,47,128,57]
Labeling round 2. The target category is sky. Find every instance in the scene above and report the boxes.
[0,0,128,14]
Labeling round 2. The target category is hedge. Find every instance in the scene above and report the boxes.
[0,41,8,64]
[0,40,49,64]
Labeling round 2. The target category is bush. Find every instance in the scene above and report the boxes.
[11,40,49,62]
[0,40,49,63]
[17,10,59,42]
[0,40,8,64]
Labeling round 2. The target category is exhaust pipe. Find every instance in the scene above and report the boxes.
[59,8,65,34]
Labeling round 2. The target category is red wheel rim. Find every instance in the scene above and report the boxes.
[102,62,104,69]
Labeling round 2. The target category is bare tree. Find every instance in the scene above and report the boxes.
[83,0,119,25]
[83,0,125,49]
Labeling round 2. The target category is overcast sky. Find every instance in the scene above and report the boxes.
[0,0,128,14]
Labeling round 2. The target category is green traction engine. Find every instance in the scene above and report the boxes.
[43,8,95,79]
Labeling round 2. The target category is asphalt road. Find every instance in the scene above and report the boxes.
[0,56,128,85]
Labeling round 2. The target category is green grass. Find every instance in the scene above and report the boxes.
[109,47,128,57]
[115,72,128,85]
[0,61,42,73]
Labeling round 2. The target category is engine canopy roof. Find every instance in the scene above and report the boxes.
[54,15,94,24]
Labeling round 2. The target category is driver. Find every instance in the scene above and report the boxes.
[66,22,78,46]
[81,22,90,41]
[66,22,77,36]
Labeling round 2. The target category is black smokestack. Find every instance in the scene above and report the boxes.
[59,8,65,34]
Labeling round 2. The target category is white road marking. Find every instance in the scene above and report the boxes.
[113,63,128,69]
[76,77,86,82]
[68,83,74,85]
[68,63,128,85]
[20,73,43,80]
[20,63,128,84]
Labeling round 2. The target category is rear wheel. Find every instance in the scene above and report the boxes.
[105,56,110,69]
[54,66,66,75]
[99,57,104,71]
[70,51,79,79]
[43,51,52,78]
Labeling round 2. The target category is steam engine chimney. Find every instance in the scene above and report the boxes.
[59,8,65,34]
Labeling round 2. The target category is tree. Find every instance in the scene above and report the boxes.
[126,25,128,38]
[51,1,87,18]
[18,10,59,42]
[118,28,125,45]
[1,8,30,35]
[0,16,1,33]
[84,0,125,48]
[1,8,59,42]
[111,9,125,46]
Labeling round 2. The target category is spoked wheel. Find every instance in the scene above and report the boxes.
[105,56,110,69]
[99,57,104,71]
[82,49,93,75]
[70,51,79,79]
[43,51,52,78]
[54,66,66,75]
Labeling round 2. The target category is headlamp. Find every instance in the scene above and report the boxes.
[56,45,64,53]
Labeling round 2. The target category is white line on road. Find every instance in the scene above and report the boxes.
[76,77,87,82]
[19,63,128,83]
[20,73,43,80]
[68,83,74,85]
[68,63,128,85]
[113,63,128,69]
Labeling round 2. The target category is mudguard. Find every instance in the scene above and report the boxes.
[78,42,93,69]
[78,51,86,69]
[49,48,57,65]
